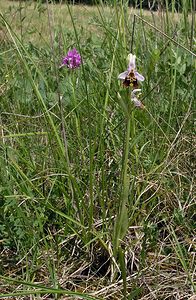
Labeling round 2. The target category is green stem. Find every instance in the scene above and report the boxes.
[130,109,140,197]
[117,116,131,300]
[122,116,131,187]
[113,116,131,255]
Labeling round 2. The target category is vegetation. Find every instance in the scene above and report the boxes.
[19,0,191,10]
[0,0,195,299]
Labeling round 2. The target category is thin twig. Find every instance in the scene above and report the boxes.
[134,14,196,57]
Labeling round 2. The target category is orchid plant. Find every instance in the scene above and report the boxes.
[58,48,82,175]
[114,54,145,277]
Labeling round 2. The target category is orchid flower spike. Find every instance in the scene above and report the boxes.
[131,89,144,109]
[60,48,81,69]
[118,53,144,89]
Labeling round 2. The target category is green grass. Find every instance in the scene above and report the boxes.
[0,1,195,299]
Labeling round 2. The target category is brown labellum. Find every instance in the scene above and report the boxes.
[123,71,138,89]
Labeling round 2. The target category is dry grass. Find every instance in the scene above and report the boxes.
[1,227,195,299]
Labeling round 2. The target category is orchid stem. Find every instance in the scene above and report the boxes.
[122,116,131,188]
[118,115,131,300]
[113,115,130,246]
[130,109,141,197]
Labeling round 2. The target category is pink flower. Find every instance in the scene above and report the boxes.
[61,48,81,69]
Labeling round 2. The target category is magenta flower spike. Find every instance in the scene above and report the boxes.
[61,48,81,69]
[118,53,144,89]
